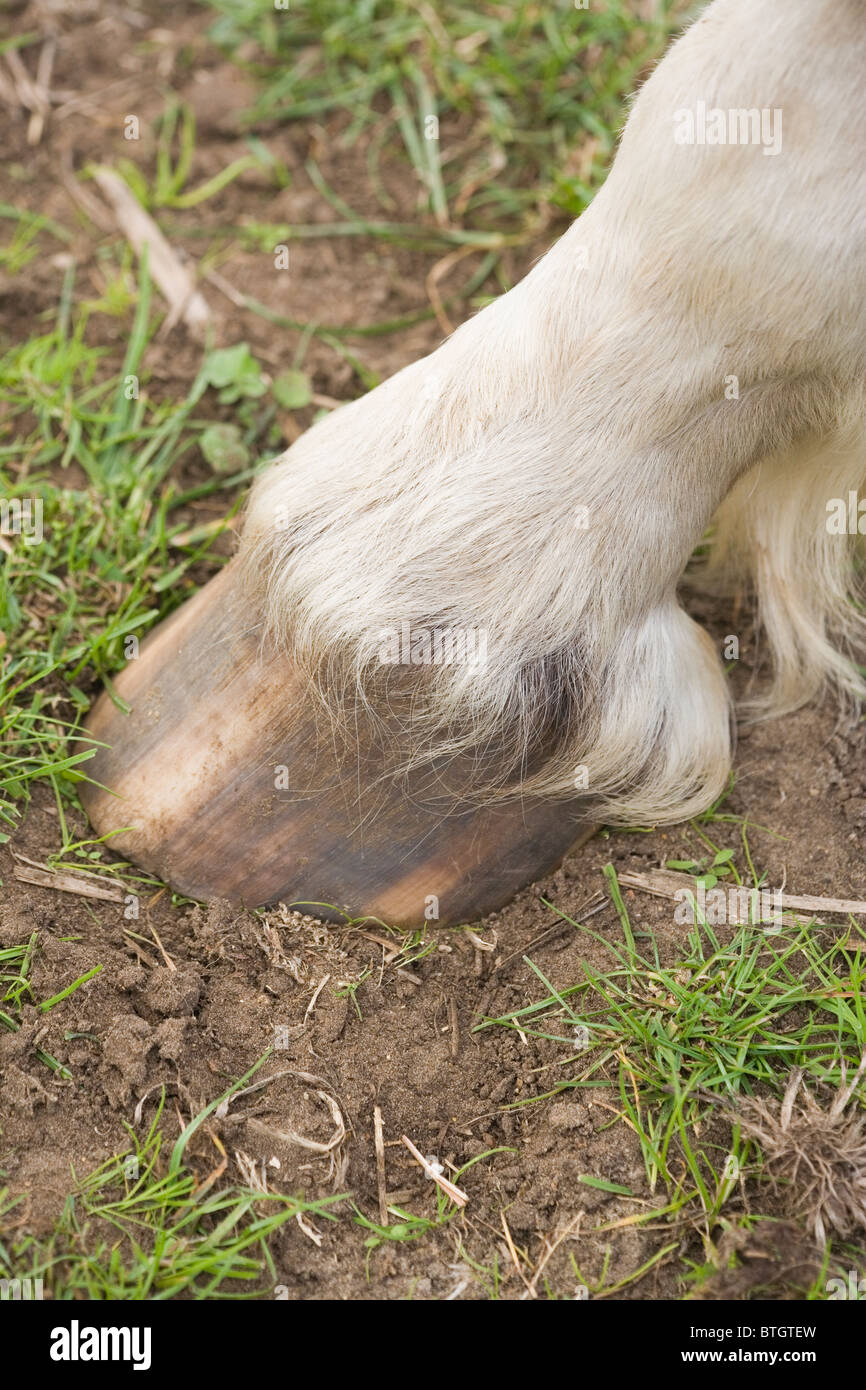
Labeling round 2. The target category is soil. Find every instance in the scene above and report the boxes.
[1,1,864,1301]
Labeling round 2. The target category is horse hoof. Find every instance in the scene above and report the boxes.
[80,563,595,927]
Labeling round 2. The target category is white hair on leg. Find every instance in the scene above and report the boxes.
[240,0,866,825]
[699,419,866,716]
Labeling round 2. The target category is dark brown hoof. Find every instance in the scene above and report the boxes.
[80,564,594,927]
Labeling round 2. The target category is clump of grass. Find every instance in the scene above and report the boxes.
[1,1076,344,1299]
[735,1056,866,1246]
[111,99,269,212]
[206,0,686,234]
[0,931,100,1078]
[476,826,866,1287]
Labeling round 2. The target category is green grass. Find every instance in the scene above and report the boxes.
[0,1084,344,1299]
[475,815,866,1292]
[112,99,276,212]
[0,932,101,1078]
[205,0,686,235]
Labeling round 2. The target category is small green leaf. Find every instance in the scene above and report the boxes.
[694,873,718,892]
[202,343,266,404]
[152,564,188,594]
[578,1175,634,1196]
[200,422,250,473]
[272,368,312,410]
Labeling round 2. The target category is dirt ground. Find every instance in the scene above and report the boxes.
[1,1,864,1300]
